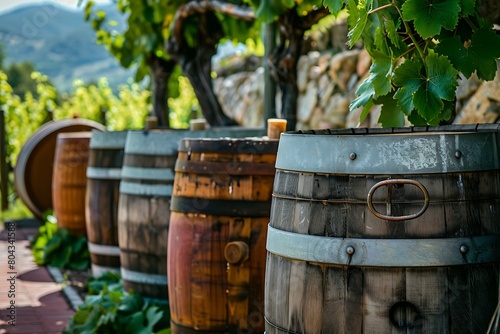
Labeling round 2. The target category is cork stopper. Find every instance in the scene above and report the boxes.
[267,118,287,139]
[144,116,158,130]
[190,118,207,131]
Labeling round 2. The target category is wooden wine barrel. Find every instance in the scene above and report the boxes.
[14,119,105,219]
[118,127,266,302]
[85,130,127,278]
[52,131,92,237]
[265,124,500,334]
[168,137,279,334]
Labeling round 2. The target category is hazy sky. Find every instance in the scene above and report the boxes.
[0,0,112,14]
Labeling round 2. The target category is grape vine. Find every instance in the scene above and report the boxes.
[322,0,500,126]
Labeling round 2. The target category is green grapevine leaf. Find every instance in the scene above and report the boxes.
[359,99,374,125]
[459,0,475,16]
[407,110,429,126]
[347,0,369,47]
[350,51,392,114]
[256,0,290,23]
[413,84,445,121]
[323,0,345,16]
[376,94,406,127]
[394,51,458,121]
[393,59,424,115]
[435,36,473,76]
[424,51,458,101]
[437,28,500,80]
[385,18,403,50]
[402,0,461,39]
[350,78,375,111]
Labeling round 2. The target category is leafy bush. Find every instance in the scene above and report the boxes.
[64,273,171,334]
[31,211,90,270]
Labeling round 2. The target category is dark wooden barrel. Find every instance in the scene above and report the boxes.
[85,130,127,278]
[118,128,266,302]
[52,131,92,237]
[14,119,105,219]
[265,124,500,334]
[168,137,279,334]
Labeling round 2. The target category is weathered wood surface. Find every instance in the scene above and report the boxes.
[118,150,175,300]
[52,132,91,237]
[85,131,126,277]
[265,128,500,334]
[168,138,278,334]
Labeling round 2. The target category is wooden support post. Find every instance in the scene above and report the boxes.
[0,107,8,210]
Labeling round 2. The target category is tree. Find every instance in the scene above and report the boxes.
[166,1,259,126]
[4,62,39,98]
[237,1,331,130]
[84,0,178,127]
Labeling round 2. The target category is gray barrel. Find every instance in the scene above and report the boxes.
[265,124,500,334]
[85,130,127,278]
[118,127,266,301]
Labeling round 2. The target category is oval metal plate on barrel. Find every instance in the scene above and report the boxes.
[367,179,430,221]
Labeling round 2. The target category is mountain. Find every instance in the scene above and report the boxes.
[0,3,135,92]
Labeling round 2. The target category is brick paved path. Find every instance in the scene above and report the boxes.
[0,224,75,334]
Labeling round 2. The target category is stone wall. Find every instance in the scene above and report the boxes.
[213,24,500,129]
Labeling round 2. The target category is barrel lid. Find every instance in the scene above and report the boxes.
[178,137,279,154]
[14,119,106,219]
[276,124,500,175]
[124,127,266,156]
[89,130,128,149]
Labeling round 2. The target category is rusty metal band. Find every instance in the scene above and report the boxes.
[266,225,500,267]
[120,181,173,197]
[179,138,278,154]
[87,242,121,256]
[276,131,500,175]
[89,130,127,149]
[86,167,122,180]
[91,264,120,278]
[120,268,167,285]
[171,196,271,217]
[175,160,276,176]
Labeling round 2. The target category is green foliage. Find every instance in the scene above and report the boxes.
[64,273,170,334]
[85,271,122,295]
[3,62,39,98]
[1,71,49,167]
[31,211,90,270]
[55,78,150,130]
[322,0,500,126]
[168,75,200,128]
[84,0,174,82]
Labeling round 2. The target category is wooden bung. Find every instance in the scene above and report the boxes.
[189,118,207,131]
[224,241,249,264]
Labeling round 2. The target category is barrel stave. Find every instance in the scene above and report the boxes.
[267,162,500,333]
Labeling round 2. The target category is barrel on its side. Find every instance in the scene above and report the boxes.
[14,119,105,219]
[265,125,500,334]
[118,128,266,302]
[168,137,279,334]
[85,130,127,278]
[52,132,92,237]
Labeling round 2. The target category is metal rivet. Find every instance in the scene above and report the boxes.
[460,245,468,254]
[346,246,355,255]
[455,150,463,159]
[349,152,357,160]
